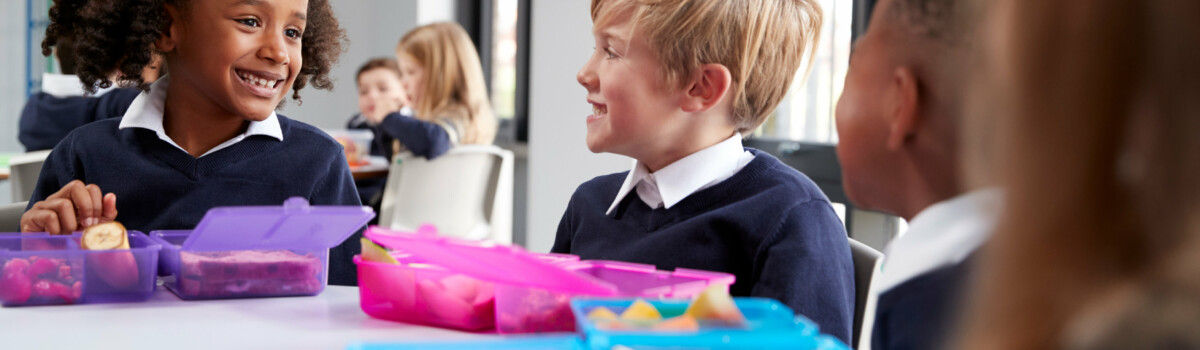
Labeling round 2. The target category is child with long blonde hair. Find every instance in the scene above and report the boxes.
[363,21,497,159]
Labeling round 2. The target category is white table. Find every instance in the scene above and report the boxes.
[0,286,498,350]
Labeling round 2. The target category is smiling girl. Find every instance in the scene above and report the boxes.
[22,0,365,285]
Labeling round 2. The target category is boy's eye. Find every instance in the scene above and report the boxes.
[236,18,260,27]
[285,28,302,39]
[604,47,618,59]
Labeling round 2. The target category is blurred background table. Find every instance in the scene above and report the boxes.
[351,156,390,180]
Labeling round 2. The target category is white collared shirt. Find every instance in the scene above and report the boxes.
[606,133,756,215]
[875,188,1003,292]
[118,76,284,158]
[857,189,1002,350]
[41,73,116,98]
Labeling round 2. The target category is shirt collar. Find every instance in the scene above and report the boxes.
[606,132,748,215]
[41,73,115,98]
[118,76,284,157]
[875,188,1004,292]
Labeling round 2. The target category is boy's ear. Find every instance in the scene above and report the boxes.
[886,66,921,150]
[154,4,184,52]
[681,63,733,113]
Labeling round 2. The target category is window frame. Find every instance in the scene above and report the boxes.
[746,0,878,237]
[455,0,532,144]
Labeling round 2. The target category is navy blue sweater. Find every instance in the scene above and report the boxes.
[551,149,856,343]
[18,88,141,151]
[872,256,974,350]
[27,116,364,285]
[347,112,453,204]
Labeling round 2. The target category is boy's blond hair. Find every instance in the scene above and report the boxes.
[592,0,823,133]
[397,22,497,145]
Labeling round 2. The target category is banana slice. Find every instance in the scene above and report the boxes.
[81,222,129,250]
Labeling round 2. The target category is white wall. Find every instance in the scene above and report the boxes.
[525,0,630,253]
[1,0,28,154]
[277,0,420,130]
[416,0,456,25]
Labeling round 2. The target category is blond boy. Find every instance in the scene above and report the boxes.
[551,0,855,343]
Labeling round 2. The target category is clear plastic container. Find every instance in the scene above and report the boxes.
[326,129,375,167]
[0,232,161,306]
[150,198,374,300]
[570,298,850,350]
[362,226,734,334]
[355,250,579,331]
[494,260,733,333]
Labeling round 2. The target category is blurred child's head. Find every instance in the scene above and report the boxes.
[42,0,346,121]
[396,21,496,144]
[577,0,822,165]
[833,0,980,217]
[355,58,405,118]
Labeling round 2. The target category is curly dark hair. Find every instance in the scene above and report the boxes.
[41,0,347,102]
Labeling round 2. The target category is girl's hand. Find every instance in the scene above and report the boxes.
[20,180,118,235]
[366,96,407,124]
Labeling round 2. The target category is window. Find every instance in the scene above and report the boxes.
[755,0,854,144]
[489,0,519,120]
[743,0,907,250]
[456,0,529,142]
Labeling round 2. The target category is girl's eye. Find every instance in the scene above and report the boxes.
[236,18,260,27]
[285,28,302,39]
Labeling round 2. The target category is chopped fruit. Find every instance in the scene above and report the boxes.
[418,279,480,325]
[1,256,82,306]
[32,279,75,303]
[441,274,482,303]
[587,307,619,321]
[620,299,663,322]
[359,238,399,265]
[652,315,700,332]
[3,258,31,276]
[595,319,634,331]
[0,267,33,304]
[685,285,746,325]
[81,222,129,250]
[81,222,139,289]
[28,257,58,277]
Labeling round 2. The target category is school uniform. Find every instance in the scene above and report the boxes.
[18,73,141,151]
[866,189,1002,350]
[27,76,363,285]
[346,108,458,204]
[552,133,856,344]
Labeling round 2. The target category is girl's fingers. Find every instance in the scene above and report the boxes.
[23,209,63,235]
[35,198,79,234]
[101,193,119,222]
[85,184,104,224]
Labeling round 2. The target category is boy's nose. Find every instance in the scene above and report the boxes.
[577,62,597,90]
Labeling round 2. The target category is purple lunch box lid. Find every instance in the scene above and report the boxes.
[181,197,375,252]
[365,225,620,296]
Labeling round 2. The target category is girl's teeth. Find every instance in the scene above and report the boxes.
[241,71,277,89]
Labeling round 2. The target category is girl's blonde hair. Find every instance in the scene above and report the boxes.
[956,0,1200,348]
[590,0,823,134]
[397,22,497,145]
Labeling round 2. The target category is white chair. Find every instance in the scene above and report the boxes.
[378,145,514,244]
[10,150,53,203]
[849,237,883,348]
[0,201,28,232]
